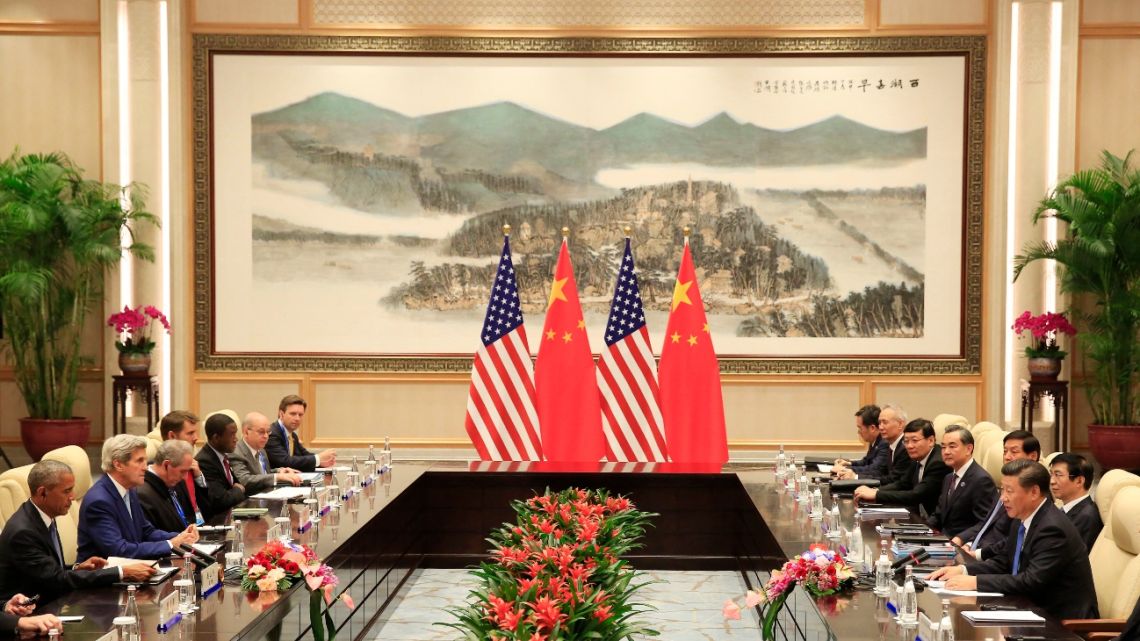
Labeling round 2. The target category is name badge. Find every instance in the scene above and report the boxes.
[200,562,222,597]
[158,591,180,631]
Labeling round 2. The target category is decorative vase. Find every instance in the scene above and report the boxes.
[118,351,152,377]
[1027,357,1062,381]
[1087,424,1140,471]
[19,417,91,461]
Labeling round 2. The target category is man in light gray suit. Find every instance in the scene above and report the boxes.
[228,412,302,494]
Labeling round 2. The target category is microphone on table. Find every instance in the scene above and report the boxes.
[891,548,931,574]
[174,545,214,568]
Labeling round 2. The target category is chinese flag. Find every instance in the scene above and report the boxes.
[534,238,605,463]
[658,240,727,468]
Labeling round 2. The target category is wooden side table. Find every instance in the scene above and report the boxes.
[112,375,160,436]
[1020,379,1070,451]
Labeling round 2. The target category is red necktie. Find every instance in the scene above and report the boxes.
[183,470,200,513]
[223,456,234,485]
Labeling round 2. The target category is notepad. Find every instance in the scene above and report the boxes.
[961,610,1046,624]
[250,487,312,500]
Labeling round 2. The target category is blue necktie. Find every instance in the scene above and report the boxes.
[259,450,269,474]
[169,489,188,527]
[1011,523,1026,574]
[48,520,64,567]
[972,499,1002,548]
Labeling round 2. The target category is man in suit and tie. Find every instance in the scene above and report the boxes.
[78,435,199,560]
[138,440,199,533]
[230,412,302,495]
[156,410,207,526]
[0,596,61,635]
[196,413,247,516]
[930,459,1098,620]
[266,395,335,473]
[952,430,1041,560]
[834,405,891,480]
[854,418,951,516]
[1050,452,1103,551]
[927,425,996,537]
[0,460,155,602]
[850,404,912,484]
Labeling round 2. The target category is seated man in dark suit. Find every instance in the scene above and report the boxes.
[931,459,1098,620]
[265,395,335,473]
[834,405,890,480]
[78,435,199,560]
[854,418,950,517]
[927,425,996,537]
[196,413,247,517]
[0,595,61,635]
[230,412,303,495]
[953,430,1041,560]
[139,440,199,532]
[0,460,155,602]
[1050,452,1103,551]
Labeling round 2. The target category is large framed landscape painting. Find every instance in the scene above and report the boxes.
[192,35,985,374]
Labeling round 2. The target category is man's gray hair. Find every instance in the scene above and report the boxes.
[102,434,148,472]
[28,460,72,493]
[154,439,193,466]
[881,403,908,423]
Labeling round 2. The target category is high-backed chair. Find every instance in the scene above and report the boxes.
[204,409,241,427]
[0,464,33,506]
[146,422,163,462]
[1041,451,1060,466]
[970,421,1002,436]
[1065,484,1140,638]
[0,479,25,526]
[979,438,1006,483]
[43,445,92,523]
[932,414,971,442]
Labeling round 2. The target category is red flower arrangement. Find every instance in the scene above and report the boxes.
[1012,310,1077,358]
[240,541,353,641]
[106,304,171,354]
[723,550,855,641]
[441,487,659,640]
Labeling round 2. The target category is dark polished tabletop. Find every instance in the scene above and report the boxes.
[30,463,1083,641]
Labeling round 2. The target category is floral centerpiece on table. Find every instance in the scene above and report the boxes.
[440,487,659,640]
[723,549,855,641]
[240,541,354,641]
[1012,310,1077,359]
[106,304,171,354]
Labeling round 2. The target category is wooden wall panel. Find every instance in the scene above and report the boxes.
[0,380,103,442]
[1082,0,1140,25]
[312,379,468,447]
[1078,38,1140,169]
[193,0,299,26]
[872,382,980,424]
[878,0,986,27]
[196,379,303,421]
[722,382,862,449]
[0,35,101,175]
[0,0,98,23]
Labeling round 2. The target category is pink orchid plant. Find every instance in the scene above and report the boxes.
[1011,310,1077,359]
[724,549,855,640]
[106,304,171,355]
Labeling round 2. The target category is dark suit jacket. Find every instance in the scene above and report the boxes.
[1064,495,1104,552]
[195,446,246,517]
[928,460,996,538]
[228,439,277,495]
[78,475,177,560]
[137,470,193,533]
[265,420,317,472]
[884,438,915,485]
[971,500,1099,620]
[1119,594,1140,641]
[850,436,891,480]
[0,501,120,602]
[875,445,951,515]
[957,495,1012,555]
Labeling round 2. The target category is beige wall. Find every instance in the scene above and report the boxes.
[0,6,106,444]
[177,0,995,456]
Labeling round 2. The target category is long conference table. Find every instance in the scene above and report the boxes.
[34,463,1086,641]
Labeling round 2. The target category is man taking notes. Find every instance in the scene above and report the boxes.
[266,395,335,473]
[834,405,889,480]
[854,418,950,517]
[229,412,302,495]
[138,440,200,533]
[929,459,1098,620]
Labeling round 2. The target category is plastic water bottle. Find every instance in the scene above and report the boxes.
[182,553,198,611]
[124,584,141,634]
[874,540,892,596]
[798,473,810,504]
[901,566,918,623]
[849,523,864,563]
[810,485,824,519]
[776,445,786,478]
[382,436,392,469]
[368,443,376,463]
[826,503,840,536]
[938,599,955,641]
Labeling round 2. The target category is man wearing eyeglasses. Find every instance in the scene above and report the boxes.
[1049,452,1103,551]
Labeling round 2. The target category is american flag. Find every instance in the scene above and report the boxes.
[596,239,669,462]
[464,235,543,461]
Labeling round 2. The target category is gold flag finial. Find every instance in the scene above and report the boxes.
[623,225,632,237]
[503,223,511,236]
[682,226,691,237]
[561,226,569,238]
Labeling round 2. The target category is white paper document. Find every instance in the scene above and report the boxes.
[961,610,1046,624]
[193,543,222,556]
[817,464,834,474]
[250,487,312,500]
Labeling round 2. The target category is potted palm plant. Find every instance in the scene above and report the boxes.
[0,151,156,460]
[1013,150,1140,470]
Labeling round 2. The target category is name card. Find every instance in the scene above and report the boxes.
[266,523,281,543]
[200,562,222,597]
[158,591,180,631]
[96,629,119,641]
[918,612,934,641]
